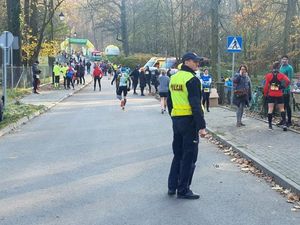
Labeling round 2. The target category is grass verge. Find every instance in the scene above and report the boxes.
[0,102,45,130]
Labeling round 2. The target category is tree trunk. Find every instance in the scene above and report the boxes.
[30,0,39,37]
[169,0,178,59]
[6,0,22,65]
[211,0,219,82]
[120,0,129,56]
[24,0,30,26]
[283,0,297,54]
[178,0,184,58]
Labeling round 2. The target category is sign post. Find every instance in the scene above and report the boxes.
[0,31,14,108]
[227,36,243,105]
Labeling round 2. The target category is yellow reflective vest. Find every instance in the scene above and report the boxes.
[53,65,61,76]
[169,70,194,116]
[61,66,68,77]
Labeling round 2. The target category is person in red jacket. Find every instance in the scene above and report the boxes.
[263,61,290,131]
[93,63,103,91]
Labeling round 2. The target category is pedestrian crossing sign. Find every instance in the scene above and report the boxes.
[227,36,243,53]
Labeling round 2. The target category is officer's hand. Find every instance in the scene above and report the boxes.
[199,129,207,138]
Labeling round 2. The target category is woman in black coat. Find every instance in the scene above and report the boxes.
[145,66,151,94]
[139,68,146,96]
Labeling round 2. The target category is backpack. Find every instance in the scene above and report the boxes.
[269,72,281,91]
[93,66,102,77]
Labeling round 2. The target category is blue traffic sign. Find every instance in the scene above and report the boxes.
[227,36,243,53]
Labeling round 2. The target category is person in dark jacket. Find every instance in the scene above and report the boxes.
[151,67,160,93]
[145,66,151,94]
[139,68,146,96]
[79,62,85,85]
[130,66,140,94]
[167,52,206,200]
[233,64,252,127]
[32,61,41,94]
[86,61,92,75]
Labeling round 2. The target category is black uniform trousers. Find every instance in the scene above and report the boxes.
[168,116,199,194]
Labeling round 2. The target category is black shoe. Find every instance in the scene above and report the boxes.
[240,122,246,126]
[276,120,284,126]
[177,190,200,200]
[269,124,273,130]
[207,109,210,112]
[282,125,287,131]
[168,189,176,196]
[287,122,292,127]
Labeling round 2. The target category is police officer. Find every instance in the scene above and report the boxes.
[167,52,206,200]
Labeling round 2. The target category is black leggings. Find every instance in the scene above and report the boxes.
[147,81,151,93]
[283,94,292,123]
[141,87,145,95]
[94,77,101,90]
[66,77,74,89]
[202,92,210,109]
[133,81,138,93]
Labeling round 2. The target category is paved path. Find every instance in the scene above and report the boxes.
[205,106,300,194]
[0,79,299,224]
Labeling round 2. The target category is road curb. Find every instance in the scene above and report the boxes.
[206,127,300,195]
[0,81,92,137]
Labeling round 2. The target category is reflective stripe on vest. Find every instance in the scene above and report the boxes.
[169,70,194,116]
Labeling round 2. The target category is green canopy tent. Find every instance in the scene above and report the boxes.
[60,38,95,56]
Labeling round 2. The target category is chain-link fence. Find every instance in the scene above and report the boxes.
[0,65,52,91]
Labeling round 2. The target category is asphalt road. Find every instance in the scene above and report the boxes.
[0,79,299,225]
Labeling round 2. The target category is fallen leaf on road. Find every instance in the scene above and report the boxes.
[272,185,283,191]
[288,193,300,201]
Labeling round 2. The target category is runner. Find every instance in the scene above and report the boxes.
[158,69,170,114]
[117,72,131,110]
[200,69,212,112]
[263,61,290,131]
[93,63,103,91]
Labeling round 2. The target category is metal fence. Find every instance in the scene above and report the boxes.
[0,65,52,90]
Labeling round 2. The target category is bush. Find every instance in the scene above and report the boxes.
[106,54,154,70]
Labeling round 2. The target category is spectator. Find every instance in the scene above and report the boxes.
[233,64,252,127]
[86,61,92,75]
[130,66,140,95]
[66,66,75,89]
[139,68,146,96]
[32,61,41,94]
[145,66,151,94]
[264,61,290,130]
[200,69,212,112]
[93,63,103,91]
[158,69,170,114]
[151,66,160,93]
[279,55,294,126]
[53,62,61,89]
[224,78,233,104]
